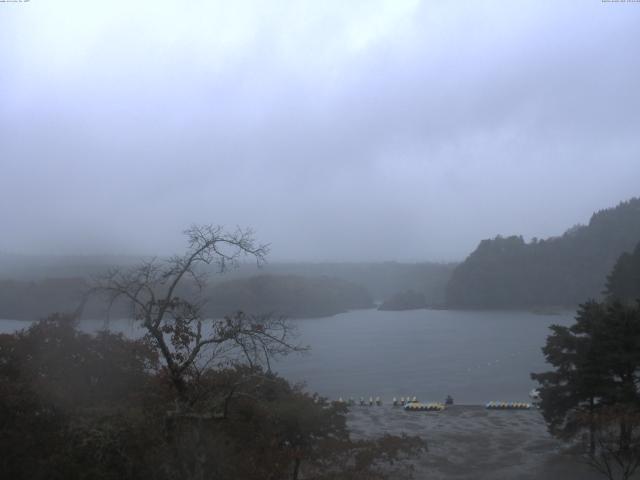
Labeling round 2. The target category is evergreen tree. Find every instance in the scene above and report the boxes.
[605,242,640,305]
[531,301,611,452]
[532,300,640,478]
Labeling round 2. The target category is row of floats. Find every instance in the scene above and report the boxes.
[335,396,446,406]
[336,397,383,406]
[485,401,532,410]
[404,402,447,411]
[333,396,532,411]
[334,396,435,407]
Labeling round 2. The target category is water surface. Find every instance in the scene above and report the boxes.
[1,309,574,404]
[273,309,573,404]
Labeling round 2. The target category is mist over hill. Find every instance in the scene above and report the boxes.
[0,256,454,320]
[446,197,640,308]
[207,274,373,318]
[3,197,640,316]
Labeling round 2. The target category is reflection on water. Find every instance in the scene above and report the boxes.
[1,308,573,404]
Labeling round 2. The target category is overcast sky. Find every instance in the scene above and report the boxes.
[1,1,639,261]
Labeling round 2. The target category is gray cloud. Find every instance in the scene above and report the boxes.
[1,0,639,261]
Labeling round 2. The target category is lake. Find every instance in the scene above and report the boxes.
[0,308,574,404]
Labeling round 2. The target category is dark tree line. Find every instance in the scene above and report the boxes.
[0,274,373,321]
[447,198,640,308]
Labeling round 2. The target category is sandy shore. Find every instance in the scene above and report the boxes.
[347,405,604,480]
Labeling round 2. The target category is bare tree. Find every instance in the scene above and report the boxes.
[92,225,304,401]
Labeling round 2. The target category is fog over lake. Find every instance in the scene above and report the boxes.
[0,309,573,404]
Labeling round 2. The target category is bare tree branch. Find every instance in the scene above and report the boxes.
[90,225,302,402]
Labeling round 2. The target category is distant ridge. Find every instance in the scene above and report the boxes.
[446,198,640,308]
[207,274,373,318]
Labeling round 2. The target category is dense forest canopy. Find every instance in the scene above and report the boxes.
[446,198,640,308]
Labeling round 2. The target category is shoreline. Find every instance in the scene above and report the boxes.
[346,405,600,480]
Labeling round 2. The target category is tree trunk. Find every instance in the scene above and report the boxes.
[589,397,596,455]
[620,420,631,453]
[292,458,301,480]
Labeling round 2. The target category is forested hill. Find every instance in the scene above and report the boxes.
[446,198,640,308]
[207,274,373,318]
[0,274,373,321]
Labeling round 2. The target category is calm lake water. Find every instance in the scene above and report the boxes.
[0,309,574,404]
